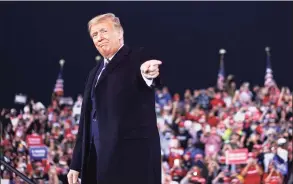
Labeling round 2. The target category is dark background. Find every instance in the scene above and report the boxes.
[0,1,292,108]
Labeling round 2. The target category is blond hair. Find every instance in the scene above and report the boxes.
[88,13,124,34]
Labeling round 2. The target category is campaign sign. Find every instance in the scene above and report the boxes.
[225,148,248,165]
[29,146,48,160]
[26,135,43,147]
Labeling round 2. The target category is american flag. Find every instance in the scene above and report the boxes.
[217,49,226,90]
[264,47,276,87]
[54,59,65,96]
[54,71,64,96]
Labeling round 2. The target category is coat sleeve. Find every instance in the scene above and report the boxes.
[69,74,90,172]
[137,47,163,88]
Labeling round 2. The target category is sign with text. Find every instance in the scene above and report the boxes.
[14,94,27,104]
[29,146,48,160]
[59,97,73,106]
[225,148,248,165]
[26,135,43,147]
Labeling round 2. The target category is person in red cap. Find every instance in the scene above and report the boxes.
[176,121,192,149]
[170,158,185,182]
[241,152,263,184]
[168,138,184,168]
[210,92,225,109]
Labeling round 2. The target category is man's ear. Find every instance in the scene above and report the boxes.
[118,29,123,40]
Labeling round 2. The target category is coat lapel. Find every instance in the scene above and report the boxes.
[82,61,102,106]
[88,61,102,89]
[95,45,131,87]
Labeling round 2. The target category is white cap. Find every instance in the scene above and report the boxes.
[277,138,286,145]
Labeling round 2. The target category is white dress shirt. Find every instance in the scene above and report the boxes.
[102,44,153,87]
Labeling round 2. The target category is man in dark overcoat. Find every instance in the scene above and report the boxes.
[67,13,163,184]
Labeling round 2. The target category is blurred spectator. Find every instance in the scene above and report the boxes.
[241,152,263,184]
[262,161,283,184]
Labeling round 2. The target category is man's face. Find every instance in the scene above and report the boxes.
[211,127,217,135]
[5,150,11,157]
[162,87,168,94]
[90,20,122,58]
[231,134,239,142]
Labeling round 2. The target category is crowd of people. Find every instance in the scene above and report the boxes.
[158,76,292,184]
[1,75,292,184]
[1,95,83,184]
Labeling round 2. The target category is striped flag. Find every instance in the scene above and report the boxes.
[264,47,276,87]
[264,47,280,103]
[54,72,64,96]
[54,59,65,96]
[217,49,226,90]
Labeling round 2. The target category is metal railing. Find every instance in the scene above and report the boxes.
[0,156,36,184]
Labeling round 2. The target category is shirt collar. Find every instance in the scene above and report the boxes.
[104,44,124,64]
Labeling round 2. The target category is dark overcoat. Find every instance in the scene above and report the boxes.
[70,45,162,184]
